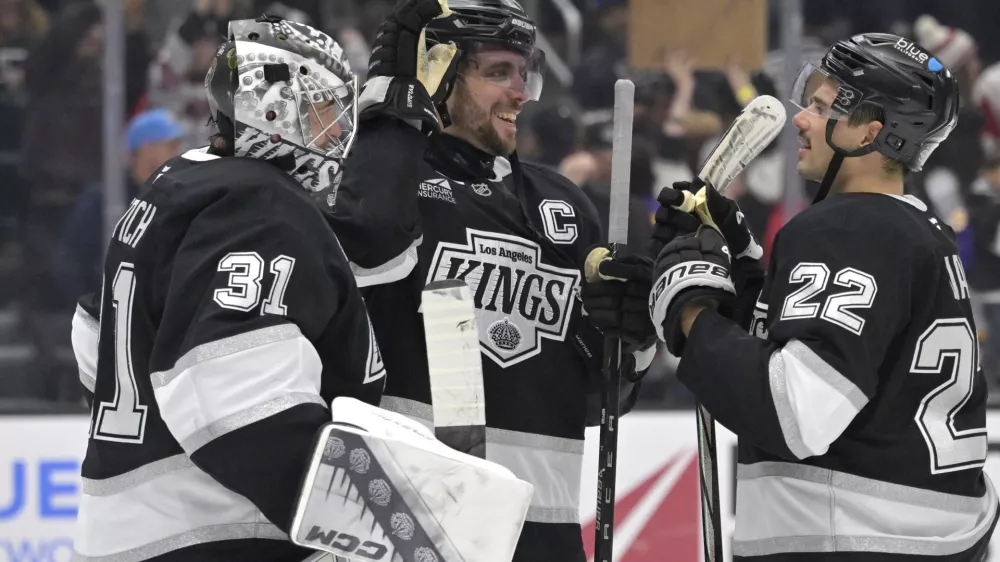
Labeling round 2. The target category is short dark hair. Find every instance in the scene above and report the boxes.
[847,103,905,176]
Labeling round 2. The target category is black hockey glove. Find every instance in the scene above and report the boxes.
[360,0,458,131]
[581,246,657,354]
[649,226,736,356]
[654,181,765,298]
[648,182,703,258]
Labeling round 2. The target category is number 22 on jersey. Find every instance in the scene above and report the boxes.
[779,260,987,475]
[92,253,295,444]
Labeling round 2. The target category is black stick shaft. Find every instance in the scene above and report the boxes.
[697,404,723,562]
[594,242,624,562]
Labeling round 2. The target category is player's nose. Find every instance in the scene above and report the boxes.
[792,109,810,132]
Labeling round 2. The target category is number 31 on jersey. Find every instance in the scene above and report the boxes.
[92,253,296,444]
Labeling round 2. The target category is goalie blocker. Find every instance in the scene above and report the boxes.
[291,398,534,562]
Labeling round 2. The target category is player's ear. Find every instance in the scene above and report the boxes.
[862,120,883,146]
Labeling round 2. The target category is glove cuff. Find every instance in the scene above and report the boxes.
[649,260,736,343]
[358,76,441,132]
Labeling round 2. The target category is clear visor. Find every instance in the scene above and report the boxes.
[789,63,865,120]
[294,72,359,160]
[462,47,546,101]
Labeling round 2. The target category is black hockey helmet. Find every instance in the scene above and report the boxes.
[790,33,960,202]
[424,0,545,104]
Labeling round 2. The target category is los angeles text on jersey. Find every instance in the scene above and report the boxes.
[425,229,581,368]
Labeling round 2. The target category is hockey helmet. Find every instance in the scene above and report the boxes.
[205,15,359,194]
[424,0,546,102]
[789,33,960,202]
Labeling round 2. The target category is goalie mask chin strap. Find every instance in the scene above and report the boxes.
[813,118,880,204]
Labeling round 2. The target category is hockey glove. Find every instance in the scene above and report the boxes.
[655,181,765,297]
[581,246,657,354]
[359,0,458,131]
[648,182,703,258]
[656,181,763,262]
[649,226,736,356]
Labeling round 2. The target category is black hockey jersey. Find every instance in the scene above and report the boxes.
[69,148,385,561]
[331,117,648,561]
[676,193,998,560]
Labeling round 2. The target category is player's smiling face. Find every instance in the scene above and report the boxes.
[792,79,840,181]
[445,45,531,156]
[792,79,873,182]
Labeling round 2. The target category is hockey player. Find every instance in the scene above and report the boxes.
[646,34,999,559]
[328,0,656,559]
[68,17,532,562]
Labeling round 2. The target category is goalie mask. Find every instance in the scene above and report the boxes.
[205,15,359,194]
[789,33,959,203]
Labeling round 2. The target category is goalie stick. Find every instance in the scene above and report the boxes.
[590,78,634,562]
[690,94,786,562]
[422,278,487,459]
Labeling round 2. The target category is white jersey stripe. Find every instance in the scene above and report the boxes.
[153,327,323,451]
[74,461,287,560]
[180,391,327,453]
[82,454,193,496]
[769,339,868,459]
[72,305,100,394]
[733,461,998,557]
[351,236,422,288]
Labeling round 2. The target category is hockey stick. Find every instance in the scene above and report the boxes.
[690,94,786,562]
[422,279,487,459]
[590,78,634,562]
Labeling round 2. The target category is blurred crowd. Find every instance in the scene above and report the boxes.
[2,0,1000,408]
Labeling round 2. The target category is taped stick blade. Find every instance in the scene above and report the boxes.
[698,94,786,195]
[609,79,635,246]
[422,279,487,458]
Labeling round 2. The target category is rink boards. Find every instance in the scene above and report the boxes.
[2,411,1000,562]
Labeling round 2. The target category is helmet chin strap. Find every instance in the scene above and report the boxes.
[813,118,880,204]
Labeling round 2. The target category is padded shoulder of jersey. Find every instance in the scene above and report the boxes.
[147,149,323,223]
[780,192,940,257]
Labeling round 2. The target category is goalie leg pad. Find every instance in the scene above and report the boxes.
[291,398,533,562]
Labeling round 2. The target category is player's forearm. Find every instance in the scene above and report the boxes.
[332,117,424,272]
[675,309,800,461]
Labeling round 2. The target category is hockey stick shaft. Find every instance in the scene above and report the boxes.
[594,78,634,562]
[691,95,786,562]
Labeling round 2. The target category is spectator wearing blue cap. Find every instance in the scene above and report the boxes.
[52,109,184,307]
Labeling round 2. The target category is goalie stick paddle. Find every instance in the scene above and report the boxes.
[692,94,787,562]
[592,78,634,562]
[422,279,487,459]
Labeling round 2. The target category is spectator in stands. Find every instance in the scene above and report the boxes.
[521,99,583,170]
[149,0,237,149]
[0,0,49,94]
[565,118,655,256]
[571,0,628,111]
[19,0,151,314]
[911,15,985,226]
[964,150,1000,382]
[53,109,184,308]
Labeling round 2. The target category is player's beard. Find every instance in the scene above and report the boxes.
[451,83,516,157]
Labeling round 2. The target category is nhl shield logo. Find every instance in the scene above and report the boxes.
[471,183,492,197]
[426,229,581,367]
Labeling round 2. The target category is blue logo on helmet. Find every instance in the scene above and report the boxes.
[928,58,944,72]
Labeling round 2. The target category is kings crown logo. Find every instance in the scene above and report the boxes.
[427,229,580,368]
[488,318,522,351]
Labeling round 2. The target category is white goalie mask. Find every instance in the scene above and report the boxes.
[206,16,359,195]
